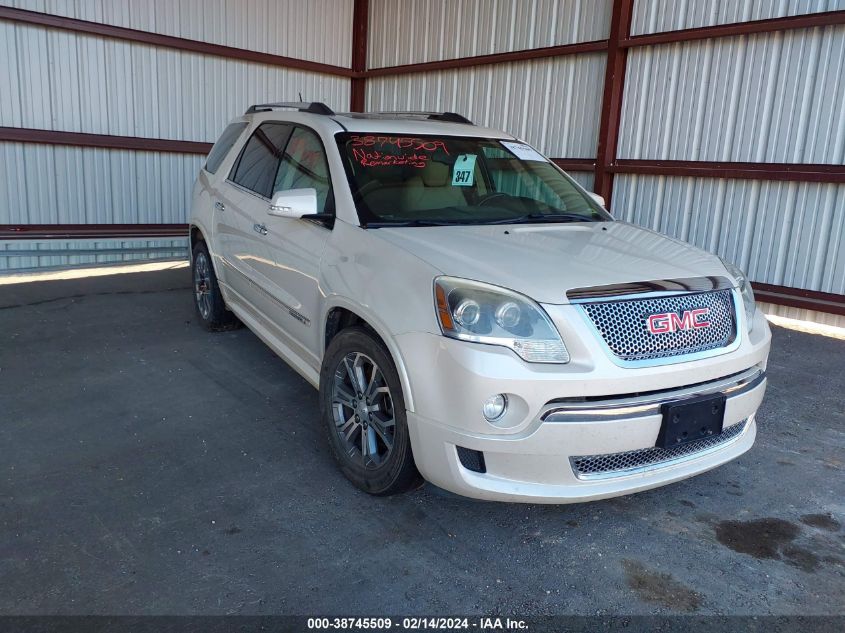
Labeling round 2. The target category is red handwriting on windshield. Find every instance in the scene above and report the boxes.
[350,135,450,154]
[352,148,431,168]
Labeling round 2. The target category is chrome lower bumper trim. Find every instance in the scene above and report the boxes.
[542,367,765,423]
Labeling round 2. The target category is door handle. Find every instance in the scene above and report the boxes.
[253,223,268,236]
[214,201,225,211]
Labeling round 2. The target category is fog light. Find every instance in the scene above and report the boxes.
[482,394,508,421]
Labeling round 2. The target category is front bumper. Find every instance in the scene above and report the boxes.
[409,412,757,504]
[395,307,771,503]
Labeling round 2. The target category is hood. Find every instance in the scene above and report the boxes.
[373,221,733,304]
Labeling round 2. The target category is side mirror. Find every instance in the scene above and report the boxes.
[268,188,317,218]
[588,192,606,208]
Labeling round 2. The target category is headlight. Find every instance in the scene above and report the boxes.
[720,257,756,331]
[434,276,569,363]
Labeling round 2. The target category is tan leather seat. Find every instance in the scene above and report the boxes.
[401,162,466,211]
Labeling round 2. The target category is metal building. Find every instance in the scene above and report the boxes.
[1,0,843,325]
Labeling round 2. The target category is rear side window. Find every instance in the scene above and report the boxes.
[204,122,248,174]
[229,123,292,197]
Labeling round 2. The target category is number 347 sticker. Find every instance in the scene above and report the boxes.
[452,154,476,186]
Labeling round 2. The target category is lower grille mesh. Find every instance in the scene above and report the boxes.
[570,420,748,479]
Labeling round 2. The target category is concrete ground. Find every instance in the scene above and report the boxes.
[0,266,843,616]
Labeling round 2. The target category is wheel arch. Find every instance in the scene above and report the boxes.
[188,221,225,281]
[189,224,205,252]
[322,299,416,413]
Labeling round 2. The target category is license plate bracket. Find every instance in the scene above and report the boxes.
[657,394,726,449]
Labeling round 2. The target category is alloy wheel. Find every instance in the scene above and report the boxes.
[331,352,395,469]
[193,251,212,320]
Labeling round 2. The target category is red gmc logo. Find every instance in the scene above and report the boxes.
[647,308,711,334]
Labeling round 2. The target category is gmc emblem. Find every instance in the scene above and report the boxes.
[647,308,711,334]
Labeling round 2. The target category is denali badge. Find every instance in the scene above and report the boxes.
[647,308,711,334]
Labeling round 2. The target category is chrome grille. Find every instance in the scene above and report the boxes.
[570,419,748,480]
[579,290,736,361]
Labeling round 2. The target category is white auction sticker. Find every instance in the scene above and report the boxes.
[501,141,548,162]
[452,154,477,186]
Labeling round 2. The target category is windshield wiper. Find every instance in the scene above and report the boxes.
[365,213,600,228]
[472,213,599,225]
[364,219,467,228]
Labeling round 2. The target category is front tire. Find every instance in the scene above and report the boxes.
[320,327,422,495]
[191,241,239,331]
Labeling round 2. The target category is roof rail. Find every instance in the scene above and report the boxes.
[428,112,473,124]
[371,111,473,124]
[244,101,335,115]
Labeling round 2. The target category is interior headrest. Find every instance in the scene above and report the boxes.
[421,161,450,187]
[361,165,404,181]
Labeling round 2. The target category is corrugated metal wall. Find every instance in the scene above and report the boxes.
[367,0,611,68]
[618,25,845,163]
[0,238,187,271]
[0,0,353,270]
[3,0,353,67]
[631,0,845,36]
[366,54,606,158]
[0,22,350,142]
[365,0,608,195]
[0,142,202,225]
[758,301,845,329]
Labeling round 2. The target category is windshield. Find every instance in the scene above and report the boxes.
[335,133,611,227]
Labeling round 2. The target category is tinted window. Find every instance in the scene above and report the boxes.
[230,123,292,197]
[204,122,248,174]
[274,127,332,213]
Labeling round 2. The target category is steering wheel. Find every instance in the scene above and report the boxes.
[476,192,510,207]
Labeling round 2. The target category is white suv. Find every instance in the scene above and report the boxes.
[189,102,771,503]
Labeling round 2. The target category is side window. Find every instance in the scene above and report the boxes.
[230,122,292,197]
[204,122,248,174]
[274,127,332,214]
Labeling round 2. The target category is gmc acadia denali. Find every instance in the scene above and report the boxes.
[188,102,771,503]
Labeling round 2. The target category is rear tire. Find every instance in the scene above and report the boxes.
[191,241,239,332]
[320,327,422,495]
